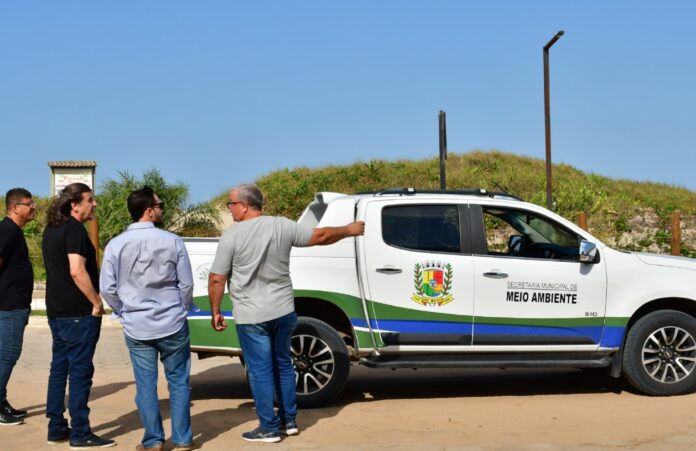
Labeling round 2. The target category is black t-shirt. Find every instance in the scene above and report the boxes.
[0,217,34,310]
[42,217,98,318]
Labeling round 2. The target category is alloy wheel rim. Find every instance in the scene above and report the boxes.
[291,334,336,395]
[642,326,696,383]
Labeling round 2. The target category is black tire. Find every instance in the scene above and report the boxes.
[292,316,350,408]
[622,310,696,395]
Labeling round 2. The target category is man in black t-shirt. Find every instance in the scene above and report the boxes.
[0,188,35,426]
[42,183,115,449]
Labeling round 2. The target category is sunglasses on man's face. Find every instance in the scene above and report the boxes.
[152,201,165,210]
[226,200,245,208]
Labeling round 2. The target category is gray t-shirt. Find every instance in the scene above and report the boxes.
[210,215,313,324]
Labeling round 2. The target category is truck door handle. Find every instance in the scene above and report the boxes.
[483,271,508,279]
[376,267,402,274]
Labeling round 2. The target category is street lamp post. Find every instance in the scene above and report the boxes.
[543,30,564,211]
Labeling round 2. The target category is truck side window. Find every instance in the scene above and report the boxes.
[482,207,580,261]
[382,205,460,253]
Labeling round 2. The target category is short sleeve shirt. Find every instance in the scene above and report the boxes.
[0,217,33,310]
[210,216,313,324]
[42,217,99,317]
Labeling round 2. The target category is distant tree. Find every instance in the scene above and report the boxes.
[97,169,219,247]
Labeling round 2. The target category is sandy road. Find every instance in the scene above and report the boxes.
[4,319,696,450]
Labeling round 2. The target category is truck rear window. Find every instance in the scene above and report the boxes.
[382,204,460,253]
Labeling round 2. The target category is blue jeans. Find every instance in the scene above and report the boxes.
[125,322,192,448]
[236,312,298,433]
[0,308,30,404]
[46,315,102,442]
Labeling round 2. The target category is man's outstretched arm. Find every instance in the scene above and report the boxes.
[308,221,365,246]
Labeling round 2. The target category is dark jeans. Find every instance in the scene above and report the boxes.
[236,311,298,433]
[46,315,102,442]
[0,308,30,404]
[124,322,192,447]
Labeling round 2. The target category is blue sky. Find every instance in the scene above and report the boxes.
[2,1,695,203]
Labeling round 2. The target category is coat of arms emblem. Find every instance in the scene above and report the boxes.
[412,261,454,306]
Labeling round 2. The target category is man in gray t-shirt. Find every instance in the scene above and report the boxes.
[208,184,364,443]
[210,215,312,326]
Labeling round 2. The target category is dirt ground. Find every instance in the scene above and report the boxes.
[4,318,696,450]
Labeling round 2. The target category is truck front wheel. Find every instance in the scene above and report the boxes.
[622,310,696,395]
[292,316,350,408]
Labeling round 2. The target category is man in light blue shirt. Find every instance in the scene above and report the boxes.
[100,186,194,451]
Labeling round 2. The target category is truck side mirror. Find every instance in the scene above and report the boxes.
[579,240,598,263]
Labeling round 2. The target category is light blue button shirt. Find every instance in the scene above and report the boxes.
[100,222,193,340]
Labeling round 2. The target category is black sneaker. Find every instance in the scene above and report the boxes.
[1,400,27,419]
[48,428,71,444]
[0,410,23,426]
[69,433,116,449]
[241,426,281,443]
[281,420,299,436]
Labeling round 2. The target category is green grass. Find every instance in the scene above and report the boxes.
[6,150,695,281]
[213,149,695,254]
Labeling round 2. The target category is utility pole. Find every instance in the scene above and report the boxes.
[544,30,564,210]
[439,110,447,190]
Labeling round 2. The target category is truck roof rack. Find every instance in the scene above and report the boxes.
[355,187,523,201]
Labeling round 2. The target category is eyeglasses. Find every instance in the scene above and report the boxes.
[152,201,165,210]
[226,200,245,208]
[14,201,35,208]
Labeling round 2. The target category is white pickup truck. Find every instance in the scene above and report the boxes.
[185,188,696,407]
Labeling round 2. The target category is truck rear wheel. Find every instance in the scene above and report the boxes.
[293,316,350,408]
[622,310,696,395]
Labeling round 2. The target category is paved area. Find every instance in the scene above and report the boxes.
[4,320,696,450]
